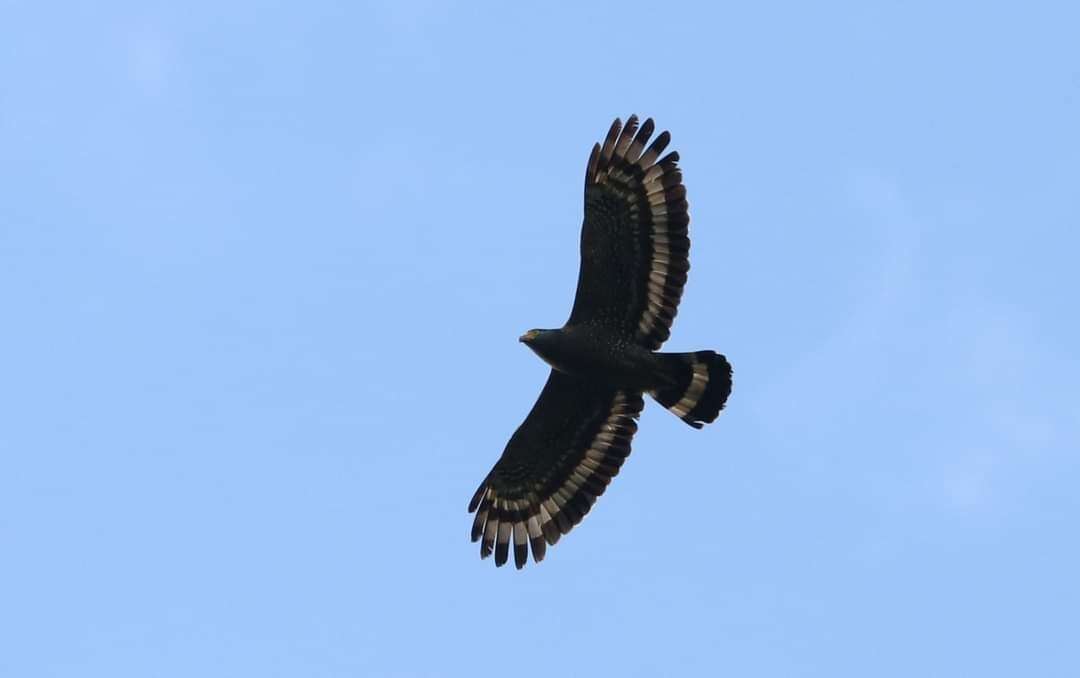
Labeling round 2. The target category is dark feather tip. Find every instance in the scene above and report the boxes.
[470,510,487,542]
[530,536,546,563]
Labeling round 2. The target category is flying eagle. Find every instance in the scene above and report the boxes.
[468,116,733,569]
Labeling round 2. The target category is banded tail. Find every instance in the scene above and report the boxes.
[650,351,732,429]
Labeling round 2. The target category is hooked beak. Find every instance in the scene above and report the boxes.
[519,330,539,343]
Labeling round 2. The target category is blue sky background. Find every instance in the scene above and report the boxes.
[2,1,1079,676]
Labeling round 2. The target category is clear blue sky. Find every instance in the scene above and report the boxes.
[3,2,1078,676]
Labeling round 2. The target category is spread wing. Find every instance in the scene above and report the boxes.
[567,115,691,349]
[468,371,644,568]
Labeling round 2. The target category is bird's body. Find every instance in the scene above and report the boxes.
[469,116,733,569]
[522,326,664,392]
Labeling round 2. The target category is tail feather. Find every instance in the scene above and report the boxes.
[650,351,732,429]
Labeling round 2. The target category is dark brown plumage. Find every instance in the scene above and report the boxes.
[469,116,733,569]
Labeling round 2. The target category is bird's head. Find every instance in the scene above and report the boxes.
[519,329,543,344]
[518,328,568,369]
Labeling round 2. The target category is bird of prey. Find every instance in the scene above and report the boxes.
[468,116,733,569]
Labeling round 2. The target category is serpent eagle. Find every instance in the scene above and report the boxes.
[469,116,733,569]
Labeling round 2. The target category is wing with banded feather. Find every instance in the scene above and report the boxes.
[567,115,691,349]
[468,370,643,568]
